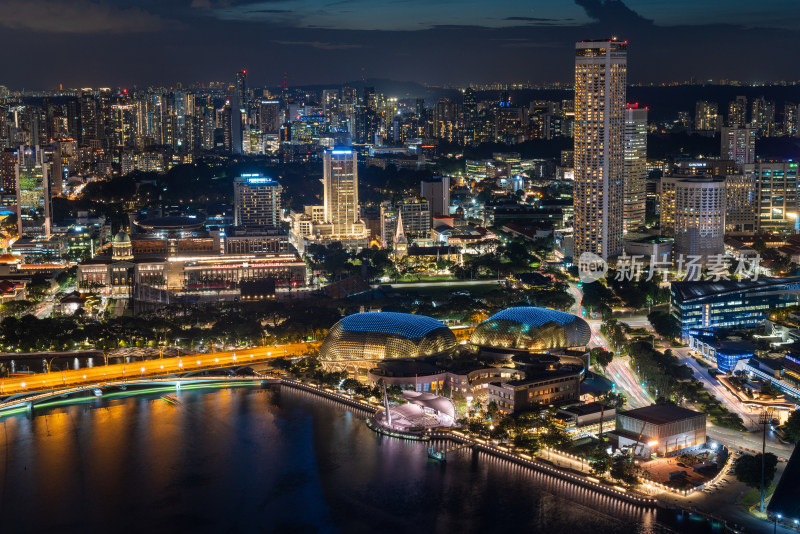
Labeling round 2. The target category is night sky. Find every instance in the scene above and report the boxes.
[1,0,797,89]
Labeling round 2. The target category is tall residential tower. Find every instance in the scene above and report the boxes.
[574,38,627,259]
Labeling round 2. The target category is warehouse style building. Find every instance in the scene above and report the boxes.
[612,404,707,457]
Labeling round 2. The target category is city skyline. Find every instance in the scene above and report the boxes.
[4,0,800,89]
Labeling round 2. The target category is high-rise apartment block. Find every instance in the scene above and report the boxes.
[573,38,627,260]
[623,105,647,233]
[695,101,719,133]
[728,96,748,128]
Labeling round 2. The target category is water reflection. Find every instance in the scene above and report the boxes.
[0,386,701,534]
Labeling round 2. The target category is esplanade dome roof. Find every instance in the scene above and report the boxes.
[320,312,456,362]
[470,306,591,351]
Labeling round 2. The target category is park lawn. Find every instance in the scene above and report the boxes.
[740,484,776,509]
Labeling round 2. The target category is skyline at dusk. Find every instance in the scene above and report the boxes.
[3,2,800,533]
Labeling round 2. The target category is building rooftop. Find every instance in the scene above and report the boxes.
[563,402,608,417]
[500,368,581,387]
[618,404,704,425]
[671,277,800,302]
[339,312,450,339]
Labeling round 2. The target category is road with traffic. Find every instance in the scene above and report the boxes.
[0,341,317,396]
[568,281,654,407]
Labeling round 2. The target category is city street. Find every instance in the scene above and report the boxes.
[673,345,761,430]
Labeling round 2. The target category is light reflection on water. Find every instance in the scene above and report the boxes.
[0,386,695,534]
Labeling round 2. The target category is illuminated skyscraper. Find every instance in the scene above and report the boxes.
[673,177,726,261]
[721,126,756,167]
[235,70,247,105]
[728,96,747,127]
[15,145,50,238]
[751,97,776,137]
[233,174,281,228]
[695,101,719,133]
[784,103,798,138]
[574,38,626,260]
[623,104,647,233]
[0,149,16,195]
[323,148,362,237]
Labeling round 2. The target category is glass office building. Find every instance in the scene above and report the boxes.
[671,278,800,340]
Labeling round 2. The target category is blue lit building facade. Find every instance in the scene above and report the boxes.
[671,278,800,340]
[687,329,756,373]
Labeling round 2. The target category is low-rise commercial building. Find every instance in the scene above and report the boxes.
[487,369,581,414]
[555,402,616,437]
[612,404,706,457]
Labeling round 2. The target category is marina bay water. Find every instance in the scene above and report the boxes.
[0,385,710,533]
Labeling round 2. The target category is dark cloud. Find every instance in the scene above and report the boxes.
[504,16,562,22]
[272,39,362,50]
[574,0,653,25]
[1,0,167,33]
[0,0,798,89]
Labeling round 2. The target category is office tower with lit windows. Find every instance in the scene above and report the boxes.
[573,38,627,260]
[323,148,364,237]
[258,100,281,135]
[623,104,647,233]
[721,126,756,167]
[725,173,757,234]
[745,161,800,232]
[233,174,281,228]
[289,148,367,250]
[673,177,726,260]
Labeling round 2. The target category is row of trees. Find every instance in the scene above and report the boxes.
[0,300,343,353]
